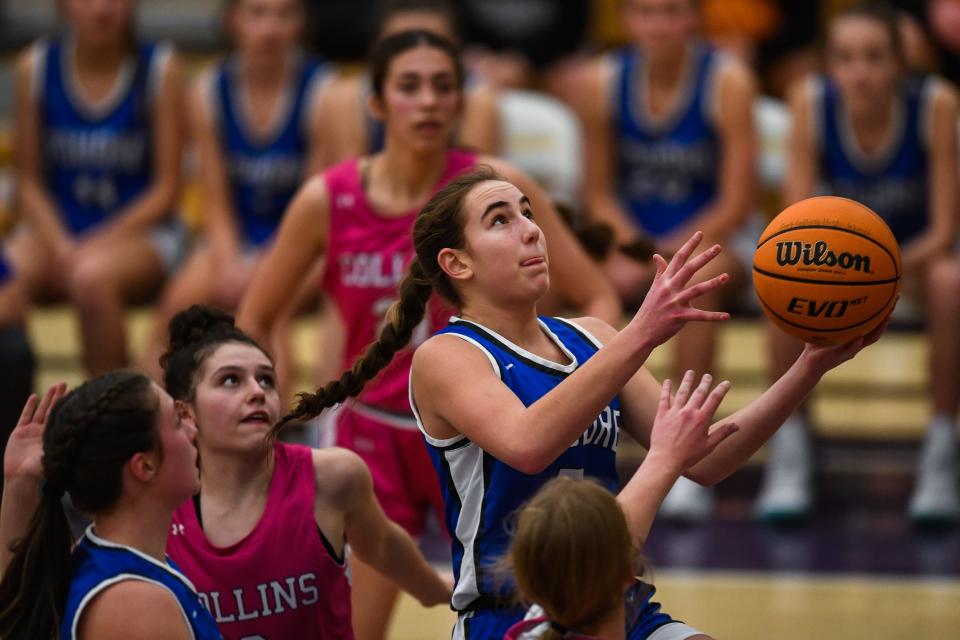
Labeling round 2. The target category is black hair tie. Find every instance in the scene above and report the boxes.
[548,620,569,635]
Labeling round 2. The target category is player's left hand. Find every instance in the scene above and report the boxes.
[800,313,891,375]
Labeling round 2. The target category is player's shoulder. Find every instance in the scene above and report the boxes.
[312,446,370,508]
[414,331,501,377]
[557,316,617,345]
[78,578,190,639]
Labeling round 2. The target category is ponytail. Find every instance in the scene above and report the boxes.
[0,371,158,639]
[273,165,504,434]
[0,491,73,639]
[273,259,435,432]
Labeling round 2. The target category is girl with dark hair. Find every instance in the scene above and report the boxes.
[0,374,222,639]
[1,305,451,640]
[270,166,885,639]
[140,0,330,391]
[4,0,185,376]
[316,0,500,164]
[238,29,618,640]
[757,2,960,523]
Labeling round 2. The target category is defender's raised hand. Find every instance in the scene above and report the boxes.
[3,383,67,482]
[648,371,738,474]
[629,231,731,348]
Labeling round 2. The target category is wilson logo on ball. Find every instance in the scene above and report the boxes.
[775,240,871,273]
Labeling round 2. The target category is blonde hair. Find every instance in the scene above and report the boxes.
[506,477,638,639]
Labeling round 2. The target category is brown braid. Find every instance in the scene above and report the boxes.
[271,166,504,435]
[273,259,435,432]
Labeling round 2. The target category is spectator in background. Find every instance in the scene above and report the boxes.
[5,0,184,375]
[138,0,330,400]
[757,3,960,524]
[580,0,758,521]
[317,0,501,165]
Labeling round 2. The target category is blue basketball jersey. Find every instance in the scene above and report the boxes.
[612,43,722,237]
[213,53,327,247]
[413,316,622,613]
[814,75,933,245]
[62,527,222,640]
[38,37,164,235]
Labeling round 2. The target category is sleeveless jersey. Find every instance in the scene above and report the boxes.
[321,148,477,413]
[167,442,352,640]
[212,53,328,247]
[62,527,221,640]
[813,74,934,245]
[612,43,722,237]
[413,316,622,612]
[37,37,166,235]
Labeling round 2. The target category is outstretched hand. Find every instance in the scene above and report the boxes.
[648,371,739,474]
[3,383,67,482]
[629,231,730,349]
[800,313,891,377]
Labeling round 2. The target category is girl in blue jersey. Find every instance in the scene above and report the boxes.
[261,166,884,640]
[0,374,222,640]
[140,0,329,388]
[5,0,184,376]
[580,0,758,520]
[757,3,960,524]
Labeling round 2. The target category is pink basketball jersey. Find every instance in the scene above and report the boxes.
[167,443,352,640]
[322,149,477,413]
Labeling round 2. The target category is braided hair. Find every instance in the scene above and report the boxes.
[274,165,502,434]
[0,371,158,640]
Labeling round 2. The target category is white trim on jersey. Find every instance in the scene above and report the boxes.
[230,50,301,145]
[70,573,197,640]
[647,621,708,640]
[445,440,487,611]
[551,317,605,350]
[449,316,579,375]
[147,41,175,110]
[452,610,476,640]
[836,81,907,173]
[919,76,941,153]
[30,38,48,106]
[630,42,700,135]
[410,333,501,448]
[84,525,199,592]
[61,34,137,119]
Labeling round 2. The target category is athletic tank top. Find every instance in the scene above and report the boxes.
[321,148,477,413]
[212,52,328,247]
[167,442,352,640]
[62,527,221,640]
[612,42,722,237]
[813,74,934,245]
[413,316,622,612]
[37,36,166,235]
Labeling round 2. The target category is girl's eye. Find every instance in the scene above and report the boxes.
[258,375,276,389]
[492,214,508,225]
[222,374,239,386]
[522,209,534,220]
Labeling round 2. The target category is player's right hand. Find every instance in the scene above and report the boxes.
[627,231,730,348]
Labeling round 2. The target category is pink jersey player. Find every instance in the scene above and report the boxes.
[168,442,352,640]
[320,147,475,534]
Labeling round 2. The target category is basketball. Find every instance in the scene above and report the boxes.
[753,196,901,345]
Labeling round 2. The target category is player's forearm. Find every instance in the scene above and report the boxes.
[0,476,40,575]
[19,180,70,250]
[617,451,684,547]
[97,180,179,240]
[689,354,823,485]
[371,522,450,607]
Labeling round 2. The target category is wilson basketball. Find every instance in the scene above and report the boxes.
[753,196,901,345]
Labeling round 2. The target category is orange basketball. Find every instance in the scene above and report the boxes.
[753,196,901,345]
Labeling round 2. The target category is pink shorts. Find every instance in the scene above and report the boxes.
[335,405,445,538]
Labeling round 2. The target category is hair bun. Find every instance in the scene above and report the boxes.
[167,305,238,354]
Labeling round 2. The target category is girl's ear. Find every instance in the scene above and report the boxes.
[367,92,385,123]
[128,451,159,484]
[437,247,472,283]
